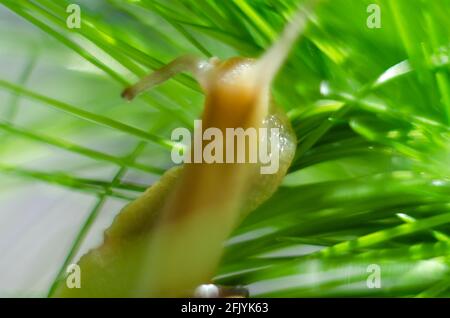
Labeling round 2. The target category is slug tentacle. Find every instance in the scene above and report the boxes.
[254,2,315,88]
[121,55,217,100]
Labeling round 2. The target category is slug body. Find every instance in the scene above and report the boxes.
[51,4,313,297]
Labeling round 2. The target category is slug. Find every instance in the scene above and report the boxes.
[50,3,313,298]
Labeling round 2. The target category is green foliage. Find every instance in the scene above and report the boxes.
[0,0,449,297]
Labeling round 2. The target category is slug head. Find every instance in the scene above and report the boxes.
[199,57,269,130]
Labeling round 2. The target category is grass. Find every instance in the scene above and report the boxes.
[0,0,449,297]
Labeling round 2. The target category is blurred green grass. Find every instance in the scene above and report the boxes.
[0,0,449,297]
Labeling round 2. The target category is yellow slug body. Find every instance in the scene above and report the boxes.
[51,3,314,297]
